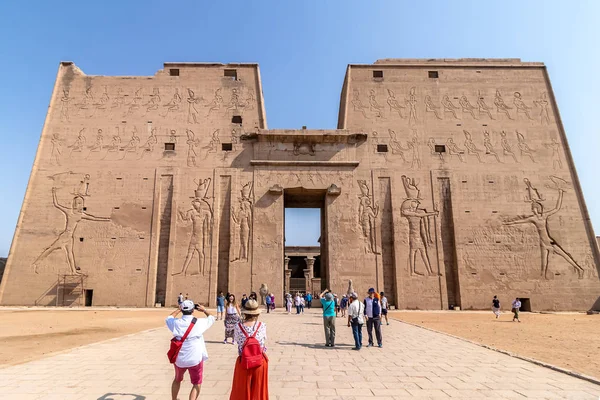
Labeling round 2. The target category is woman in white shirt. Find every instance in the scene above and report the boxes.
[224,294,241,344]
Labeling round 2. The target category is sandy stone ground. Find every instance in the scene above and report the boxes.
[391,311,600,379]
[2,307,599,383]
[0,308,166,366]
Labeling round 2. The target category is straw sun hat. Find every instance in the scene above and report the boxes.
[242,299,261,315]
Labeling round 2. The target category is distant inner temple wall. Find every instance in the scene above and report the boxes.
[1,58,599,311]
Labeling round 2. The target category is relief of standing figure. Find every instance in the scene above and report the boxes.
[232,182,253,261]
[357,180,380,254]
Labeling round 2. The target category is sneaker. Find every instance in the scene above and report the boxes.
[352,347,360,351]
[378,344,383,348]
[367,343,373,347]
[223,340,227,344]
[386,322,389,325]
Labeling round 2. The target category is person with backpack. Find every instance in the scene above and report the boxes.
[347,292,365,350]
[230,299,269,400]
[319,288,336,347]
[265,292,272,313]
[166,299,215,400]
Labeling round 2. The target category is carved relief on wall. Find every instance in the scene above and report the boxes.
[503,176,584,279]
[232,182,253,262]
[463,130,483,163]
[357,180,380,254]
[187,88,202,124]
[516,131,535,162]
[400,176,439,276]
[203,129,220,159]
[161,88,182,117]
[513,92,533,120]
[186,129,200,167]
[352,89,369,118]
[50,132,64,166]
[173,178,213,276]
[32,174,111,275]
[368,89,385,118]
[442,95,459,119]
[424,95,442,119]
[544,138,563,170]
[534,91,551,124]
[406,87,418,125]
[387,89,406,118]
[459,96,478,119]
[293,142,316,156]
[477,91,494,119]
[494,90,512,120]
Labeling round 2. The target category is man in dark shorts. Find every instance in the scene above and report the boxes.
[380,291,389,325]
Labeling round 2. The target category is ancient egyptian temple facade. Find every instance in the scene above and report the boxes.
[1,59,599,310]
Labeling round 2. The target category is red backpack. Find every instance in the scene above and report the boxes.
[238,322,264,369]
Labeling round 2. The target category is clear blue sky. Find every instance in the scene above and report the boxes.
[1,1,599,255]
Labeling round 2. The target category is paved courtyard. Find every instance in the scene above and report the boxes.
[0,309,599,400]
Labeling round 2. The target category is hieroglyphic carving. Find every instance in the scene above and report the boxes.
[357,180,380,254]
[144,88,161,114]
[75,87,94,116]
[206,88,223,115]
[463,130,483,163]
[400,175,438,276]
[534,91,551,124]
[227,88,241,110]
[368,89,384,118]
[139,128,157,159]
[186,129,200,167]
[161,88,182,117]
[293,142,316,156]
[442,95,459,119]
[110,88,125,117]
[513,92,533,120]
[446,138,465,163]
[51,132,63,166]
[187,88,202,123]
[93,86,110,115]
[352,89,368,118]
[503,177,584,279]
[477,91,494,119]
[32,185,111,274]
[120,127,140,159]
[60,89,72,122]
[427,138,445,162]
[124,88,142,117]
[87,129,104,158]
[407,130,422,169]
[516,131,536,162]
[168,129,178,144]
[544,138,563,170]
[232,182,253,261]
[494,90,512,120]
[406,87,418,125]
[103,127,122,160]
[387,89,406,118]
[69,129,87,158]
[459,96,478,119]
[173,178,213,276]
[203,129,220,159]
[245,89,256,110]
[483,131,501,163]
[424,95,442,119]
[388,129,407,162]
[500,131,518,163]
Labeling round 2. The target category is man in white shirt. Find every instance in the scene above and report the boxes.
[166,299,215,400]
[380,291,389,326]
[511,298,522,323]
[347,292,365,350]
[295,293,302,314]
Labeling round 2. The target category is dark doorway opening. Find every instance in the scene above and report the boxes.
[519,298,532,312]
[84,289,93,307]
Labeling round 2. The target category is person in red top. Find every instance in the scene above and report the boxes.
[230,299,269,400]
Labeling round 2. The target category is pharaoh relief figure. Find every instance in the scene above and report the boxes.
[232,182,253,262]
[400,176,439,277]
[32,187,111,275]
[503,177,584,279]
[173,178,213,276]
[357,180,380,254]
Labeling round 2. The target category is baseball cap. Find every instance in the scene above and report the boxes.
[350,292,358,299]
[180,300,195,311]
[368,288,375,293]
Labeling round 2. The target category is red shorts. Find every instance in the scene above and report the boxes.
[174,362,204,385]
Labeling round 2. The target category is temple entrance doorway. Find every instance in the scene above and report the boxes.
[283,188,327,299]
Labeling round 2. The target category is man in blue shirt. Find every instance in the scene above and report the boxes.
[319,288,336,347]
[216,292,225,321]
[306,292,313,309]
[364,288,382,347]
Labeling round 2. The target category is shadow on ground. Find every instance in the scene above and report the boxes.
[97,394,145,400]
